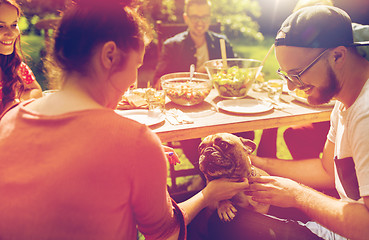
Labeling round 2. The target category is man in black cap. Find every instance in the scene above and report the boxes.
[208,6,369,240]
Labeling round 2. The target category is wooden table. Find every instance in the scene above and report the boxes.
[152,89,333,143]
[146,88,333,195]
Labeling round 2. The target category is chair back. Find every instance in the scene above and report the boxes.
[156,20,221,56]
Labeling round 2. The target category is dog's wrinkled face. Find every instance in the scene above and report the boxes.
[198,133,256,182]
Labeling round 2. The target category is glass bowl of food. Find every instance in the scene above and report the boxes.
[160,72,212,106]
[204,58,263,99]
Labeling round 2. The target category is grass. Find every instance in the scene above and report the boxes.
[231,36,280,80]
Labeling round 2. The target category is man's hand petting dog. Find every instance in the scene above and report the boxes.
[198,133,270,222]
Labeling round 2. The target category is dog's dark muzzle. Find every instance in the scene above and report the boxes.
[199,146,235,179]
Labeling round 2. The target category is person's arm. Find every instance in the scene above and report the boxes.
[249,137,369,239]
[250,176,369,240]
[178,178,250,223]
[250,139,335,190]
[18,63,42,100]
[132,130,182,239]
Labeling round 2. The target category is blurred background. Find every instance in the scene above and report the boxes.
[18,0,369,90]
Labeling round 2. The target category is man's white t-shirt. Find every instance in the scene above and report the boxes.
[327,79,369,202]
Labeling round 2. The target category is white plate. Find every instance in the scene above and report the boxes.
[115,109,165,126]
[288,91,336,107]
[217,99,273,114]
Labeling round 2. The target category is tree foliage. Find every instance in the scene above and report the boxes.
[17,0,263,42]
[141,0,264,42]
[211,0,263,42]
[17,0,67,34]
[18,0,66,17]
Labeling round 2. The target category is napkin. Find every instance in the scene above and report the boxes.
[117,94,148,110]
[165,109,194,125]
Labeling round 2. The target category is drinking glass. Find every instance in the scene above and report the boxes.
[266,79,284,100]
[145,89,165,113]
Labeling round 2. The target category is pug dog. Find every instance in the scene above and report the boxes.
[198,133,270,221]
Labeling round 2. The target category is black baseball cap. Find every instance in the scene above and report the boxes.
[275,5,369,48]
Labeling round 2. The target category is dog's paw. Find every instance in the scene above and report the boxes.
[217,200,237,222]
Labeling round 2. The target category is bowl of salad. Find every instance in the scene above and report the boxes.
[204,58,263,99]
[160,72,212,106]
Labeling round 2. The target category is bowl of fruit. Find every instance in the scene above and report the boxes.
[204,58,263,99]
[160,72,212,106]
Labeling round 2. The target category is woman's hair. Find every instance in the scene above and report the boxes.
[46,0,152,88]
[0,0,24,111]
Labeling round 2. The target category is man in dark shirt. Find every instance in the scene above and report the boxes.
[152,0,254,174]
[152,0,234,88]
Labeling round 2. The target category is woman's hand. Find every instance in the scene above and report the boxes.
[248,176,304,208]
[202,178,250,206]
[178,178,249,225]
[162,145,180,165]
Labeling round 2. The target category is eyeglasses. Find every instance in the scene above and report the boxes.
[277,48,329,89]
[188,15,211,23]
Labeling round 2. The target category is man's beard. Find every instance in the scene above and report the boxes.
[308,66,340,105]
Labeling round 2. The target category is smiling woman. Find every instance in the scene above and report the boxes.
[0,0,42,117]
[0,4,19,55]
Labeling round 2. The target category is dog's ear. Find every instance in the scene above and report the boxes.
[198,141,205,154]
[198,135,211,154]
[239,137,256,154]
